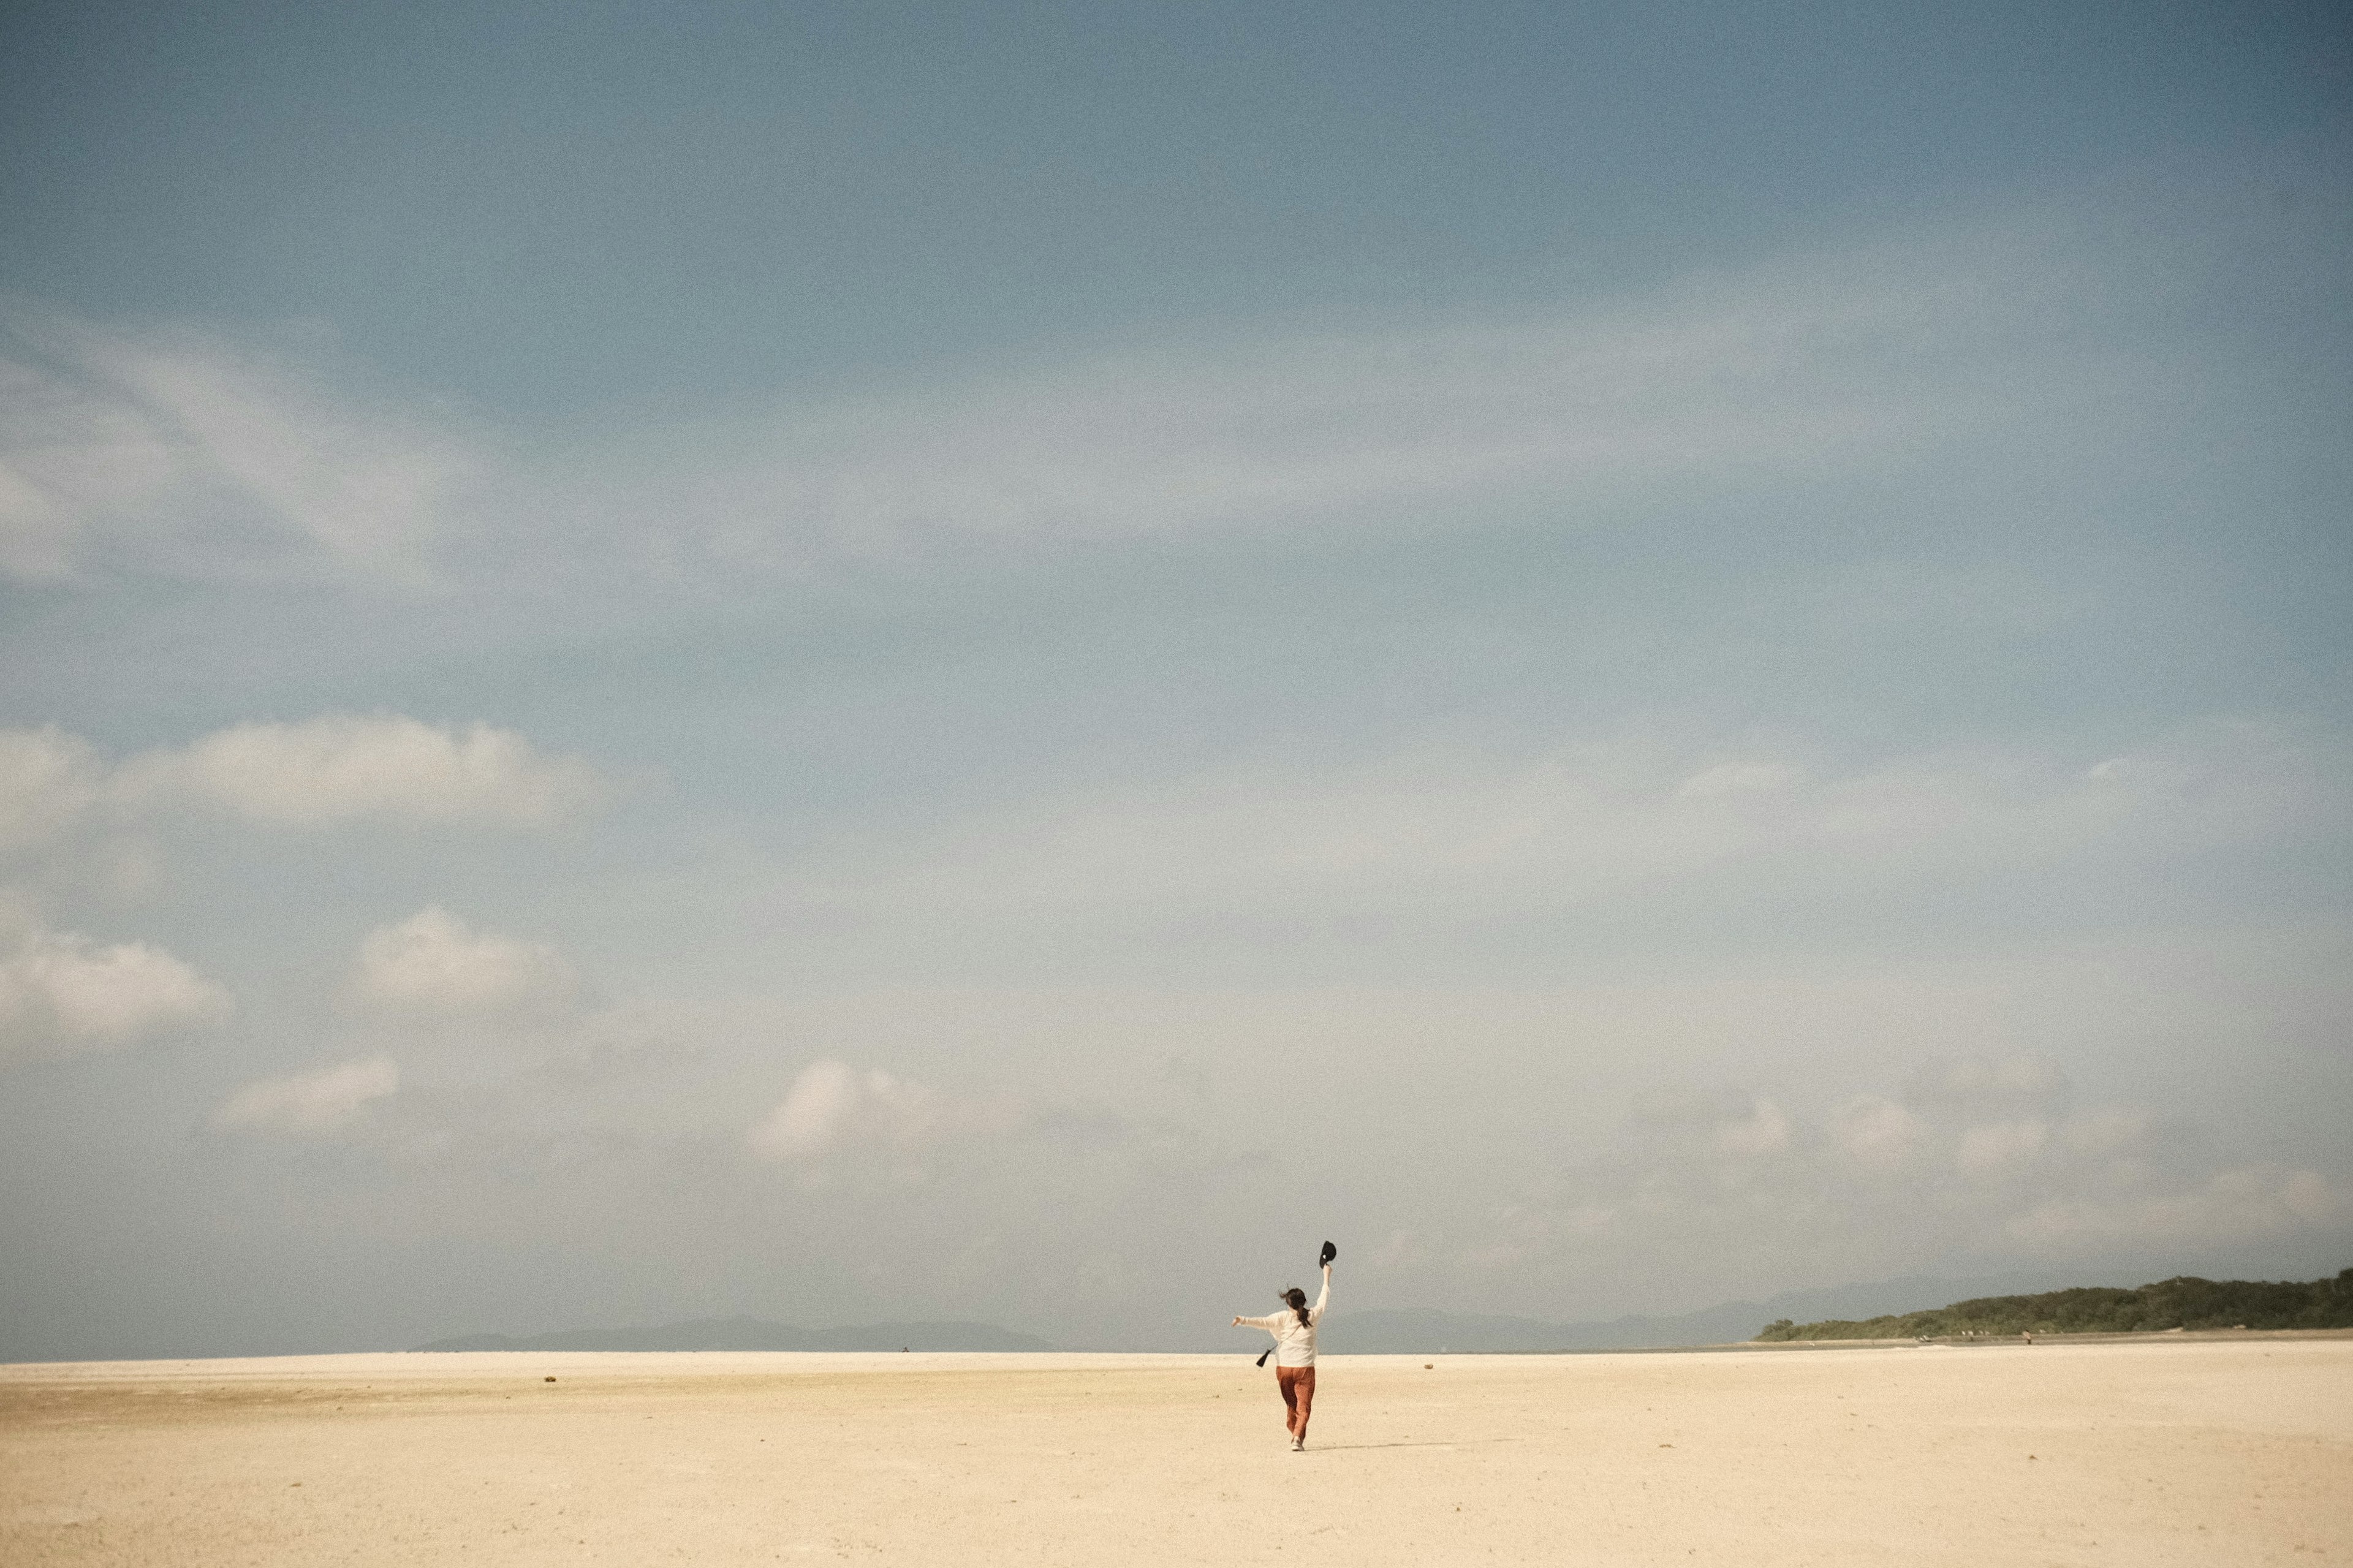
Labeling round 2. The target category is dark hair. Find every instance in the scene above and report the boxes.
[1284,1287,1309,1328]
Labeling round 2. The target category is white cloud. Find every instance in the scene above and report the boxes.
[0,928,232,1068]
[116,714,607,828]
[210,1056,399,1137]
[1828,1094,1927,1168]
[747,1059,945,1163]
[352,906,577,1017]
[0,718,607,877]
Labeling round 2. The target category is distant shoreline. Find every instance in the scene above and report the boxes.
[11,1325,2352,1371]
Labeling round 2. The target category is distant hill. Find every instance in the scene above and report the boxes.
[1754,1268,2353,1341]
[413,1316,1051,1353]
[1324,1270,2111,1352]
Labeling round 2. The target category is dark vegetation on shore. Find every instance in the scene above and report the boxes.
[1753,1268,2353,1341]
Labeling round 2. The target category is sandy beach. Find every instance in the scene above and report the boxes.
[4,1339,2348,1566]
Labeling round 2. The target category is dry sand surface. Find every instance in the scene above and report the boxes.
[4,1339,2349,1566]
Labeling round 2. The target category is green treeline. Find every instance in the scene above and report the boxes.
[1753,1268,2353,1341]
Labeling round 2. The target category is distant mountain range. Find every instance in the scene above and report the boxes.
[407,1268,2169,1356]
[414,1317,1051,1353]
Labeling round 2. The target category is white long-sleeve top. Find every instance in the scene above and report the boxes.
[1238,1273,1329,1367]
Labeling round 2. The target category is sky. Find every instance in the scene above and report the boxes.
[1,0,2349,1358]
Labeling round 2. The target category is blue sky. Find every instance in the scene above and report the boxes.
[1,1,2348,1357]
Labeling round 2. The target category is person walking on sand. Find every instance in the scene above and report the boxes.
[1233,1256,1330,1450]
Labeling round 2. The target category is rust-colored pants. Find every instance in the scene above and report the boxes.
[1276,1365,1316,1436]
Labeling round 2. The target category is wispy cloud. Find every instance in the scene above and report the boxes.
[2,202,2160,589]
[627,262,1995,570]
[0,308,476,584]
[210,1055,400,1137]
[770,716,2347,933]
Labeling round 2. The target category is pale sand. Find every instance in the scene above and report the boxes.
[5,1341,2349,1565]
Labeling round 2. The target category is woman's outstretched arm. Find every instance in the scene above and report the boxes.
[1233,1313,1281,1330]
[1310,1263,1330,1322]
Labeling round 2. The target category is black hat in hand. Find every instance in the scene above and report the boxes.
[1319,1240,1337,1266]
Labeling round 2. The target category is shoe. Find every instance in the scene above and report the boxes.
[1290,1437,1305,1451]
